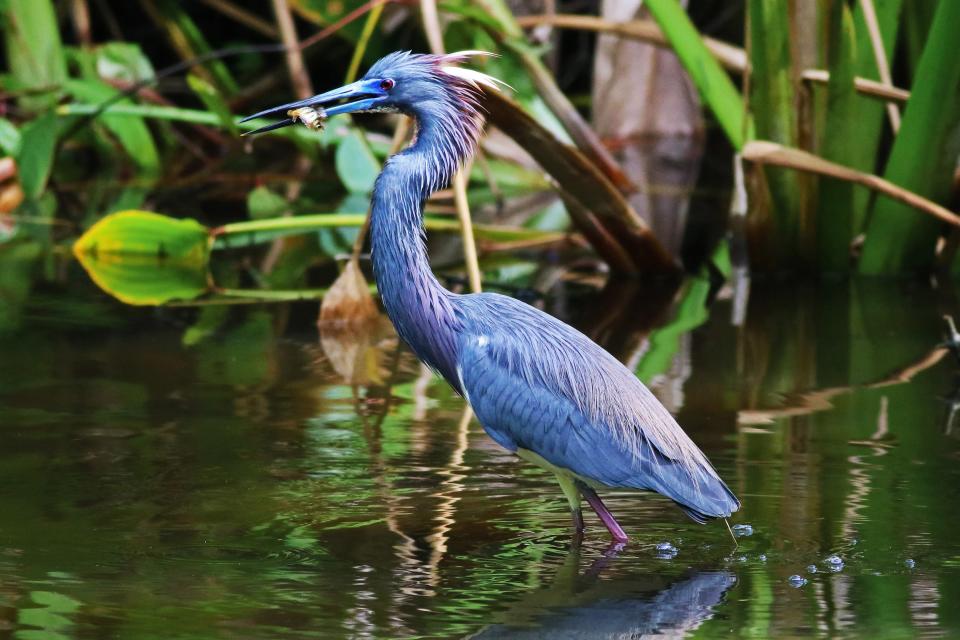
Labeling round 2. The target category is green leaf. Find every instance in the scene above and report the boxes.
[335,130,379,193]
[73,210,209,262]
[150,0,238,95]
[187,73,238,136]
[95,42,155,84]
[29,592,81,613]
[246,185,288,219]
[0,117,22,156]
[744,0,804,266]
[643,0,752,150]
[287,0,384,55]
[816,3,861,272]
[66,79,160,176]
[859,0,960,274]
[17,112,57,199]
[17,608,72,631]
[73,251,209,306]
[1,0,67,110]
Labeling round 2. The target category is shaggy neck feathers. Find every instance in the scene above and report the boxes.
[369,72,483,387]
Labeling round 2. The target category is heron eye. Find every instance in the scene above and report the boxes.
[380,78,395,91]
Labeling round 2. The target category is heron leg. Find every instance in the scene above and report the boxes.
[555,473,584,534]
[577,482,629,543]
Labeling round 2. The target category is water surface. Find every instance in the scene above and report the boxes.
[1,278,959,638]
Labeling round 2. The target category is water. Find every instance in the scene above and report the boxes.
[2,277,960,638]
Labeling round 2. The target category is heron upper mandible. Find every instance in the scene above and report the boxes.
[243,51,740,543]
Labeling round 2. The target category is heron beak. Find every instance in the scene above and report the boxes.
[240,80,383,136]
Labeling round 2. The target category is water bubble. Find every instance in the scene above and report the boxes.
[655,542,678,559]
[807,564,818,574]
[788,575,808,588]
[824,555,844,572]
[732,524,754,537]
[904,559,916,569]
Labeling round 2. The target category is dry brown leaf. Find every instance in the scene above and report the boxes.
[318,258,379,327]
[319,315,396,385]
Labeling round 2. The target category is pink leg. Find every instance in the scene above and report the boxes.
[580,484,629,543]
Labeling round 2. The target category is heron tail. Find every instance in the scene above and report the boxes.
[668,472,740,523]
[627,443,741,523]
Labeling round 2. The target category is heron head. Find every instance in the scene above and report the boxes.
[241,51,505,135]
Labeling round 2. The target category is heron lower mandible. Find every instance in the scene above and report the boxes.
[243,51,740,543]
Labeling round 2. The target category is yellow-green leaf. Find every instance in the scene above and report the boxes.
[73,210,209,262]
[74,251,209,306]
[73,210,210,305]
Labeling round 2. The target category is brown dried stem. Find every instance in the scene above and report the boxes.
[858,0,901,132]
[483,88,678,275]
[517,13,912,107]
[271,0,313,99]
[743,141,960,228]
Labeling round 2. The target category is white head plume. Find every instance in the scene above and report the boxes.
[440,50,512,92]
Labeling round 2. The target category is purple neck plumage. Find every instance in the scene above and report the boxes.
[370,94,482,386]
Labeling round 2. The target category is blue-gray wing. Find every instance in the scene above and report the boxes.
[456,293,739,520]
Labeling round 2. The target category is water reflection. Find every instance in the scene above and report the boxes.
[318,314,397,385]
[470,552,735,639]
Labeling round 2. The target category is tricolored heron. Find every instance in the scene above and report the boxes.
[243,51,740,543]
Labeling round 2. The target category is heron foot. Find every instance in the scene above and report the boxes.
[578,483,629,544]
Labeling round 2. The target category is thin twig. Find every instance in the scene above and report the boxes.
[517,13,912,107]
[271,0,313,99]
[743,141,960,228]
[858,0,900,132]
[70,0,92,47]
[801,69,909,104]
[453,171,482,292]
[300,0,393,50]
[516,13,746,72]
[419,0,446,58]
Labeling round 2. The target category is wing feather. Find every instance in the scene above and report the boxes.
[457,293,739,519]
